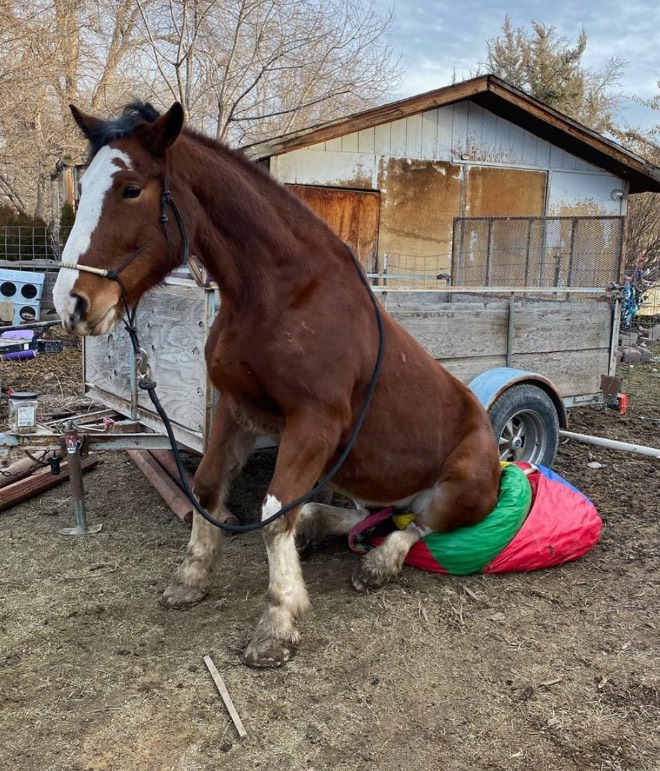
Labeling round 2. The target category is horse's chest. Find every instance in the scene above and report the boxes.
[206,346,284,439]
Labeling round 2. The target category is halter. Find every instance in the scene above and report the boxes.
[58,162,385,534]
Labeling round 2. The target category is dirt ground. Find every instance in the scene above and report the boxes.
[1,334,659,771]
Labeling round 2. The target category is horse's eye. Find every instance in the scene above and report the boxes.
[123,185,142,199]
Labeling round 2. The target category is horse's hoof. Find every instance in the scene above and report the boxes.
[351,561,390,593]
[242,637,296,668]
[160,582,207,609]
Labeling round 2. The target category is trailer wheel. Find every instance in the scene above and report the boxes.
[488,383,559,466]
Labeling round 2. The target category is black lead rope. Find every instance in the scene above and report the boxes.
[110,184,385,534]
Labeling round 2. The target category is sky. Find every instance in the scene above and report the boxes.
[375,0,660,131]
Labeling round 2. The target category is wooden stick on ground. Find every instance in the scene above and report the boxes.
[203,655,247,739]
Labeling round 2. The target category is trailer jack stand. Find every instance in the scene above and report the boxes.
[60,427,102,536]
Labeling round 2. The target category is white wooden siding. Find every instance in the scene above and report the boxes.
[270,101,612,191]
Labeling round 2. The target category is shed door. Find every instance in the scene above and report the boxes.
[287,184,380,271]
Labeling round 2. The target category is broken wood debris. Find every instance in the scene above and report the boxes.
[0,455,98,512]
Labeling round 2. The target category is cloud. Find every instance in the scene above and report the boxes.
[376,0,660,126]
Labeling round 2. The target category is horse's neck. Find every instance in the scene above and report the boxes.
[179,141,324,311]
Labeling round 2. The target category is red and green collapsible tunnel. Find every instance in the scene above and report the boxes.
[349,463,602,575]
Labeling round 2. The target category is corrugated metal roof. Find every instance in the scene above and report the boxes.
[243,75,660,194]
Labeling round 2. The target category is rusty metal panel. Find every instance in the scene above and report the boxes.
[287,185,380,269]
[377,158,463,273]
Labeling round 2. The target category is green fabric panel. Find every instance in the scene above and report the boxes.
[423,464,532,575]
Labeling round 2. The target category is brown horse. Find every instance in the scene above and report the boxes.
[53,101,500,667]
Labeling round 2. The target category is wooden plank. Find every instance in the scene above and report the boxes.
[513,349,610,397]
[421,111,439,159]
[393,306,508,359]
[436,105,453,160]
[357,128,375,154]
[390,118,407,157]
[439,355,507,383]
[84,284,211,439]
[451,101,469,157]
[0,456,98,512]
[373,123,391,156]
[405,114,423,158]
[0,451,56,488]
[341,131,359,153]
[513,302,612,353]
[203,655,247,739]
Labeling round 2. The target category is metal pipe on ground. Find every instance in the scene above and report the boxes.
[559,430,660,459]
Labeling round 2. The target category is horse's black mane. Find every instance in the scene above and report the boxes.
[86,101,161,155]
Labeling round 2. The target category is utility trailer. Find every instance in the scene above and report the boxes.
[80,274,620,468]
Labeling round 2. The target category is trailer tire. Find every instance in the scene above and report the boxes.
[488,383,560,467]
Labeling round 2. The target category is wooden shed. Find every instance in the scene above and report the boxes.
[244,74,660,285]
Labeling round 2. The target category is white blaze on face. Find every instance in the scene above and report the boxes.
[52,146,133,321]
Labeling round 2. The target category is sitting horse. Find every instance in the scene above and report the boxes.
[53,101,500,667]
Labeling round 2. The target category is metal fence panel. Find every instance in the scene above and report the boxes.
[452,216,624,289]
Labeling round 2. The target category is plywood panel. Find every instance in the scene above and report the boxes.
[358,128,375,154]
[451,102,469,157]
[378,158,462,270]
[436,105,453,159]
[547,171,624,216]
[406,114,423,158]
[342,132,359,153]
[466,166,547,217]
[390,118,408,157]
[289,149,375,188]
[374,123,392,155]
[421,111,439,159]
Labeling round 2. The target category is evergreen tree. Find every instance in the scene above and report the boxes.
[482,17,624,133]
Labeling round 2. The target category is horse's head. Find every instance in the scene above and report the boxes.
[53,102,185,335]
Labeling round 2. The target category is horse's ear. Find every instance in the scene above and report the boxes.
[141,103,185,155]
[70,105,104,140]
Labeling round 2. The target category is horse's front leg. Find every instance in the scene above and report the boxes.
[161,401,254,609]
[242,414,339,668]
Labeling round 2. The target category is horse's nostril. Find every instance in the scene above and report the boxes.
[72,293,89,321]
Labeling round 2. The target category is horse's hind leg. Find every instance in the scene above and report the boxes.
[351,441,499,592]
[351,523,425,591]
[296,501,367,552]
[161,403,254,609]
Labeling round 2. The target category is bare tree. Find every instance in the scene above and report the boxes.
[0,0,400,221]
[614,127,660,285]
[134,0,401,144]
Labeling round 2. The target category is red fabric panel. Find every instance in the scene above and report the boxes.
[482,471,602,573]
